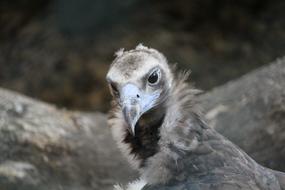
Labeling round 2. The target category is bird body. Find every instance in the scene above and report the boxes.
[106,44,285,190]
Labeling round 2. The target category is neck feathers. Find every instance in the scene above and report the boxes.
[108,70,202,170]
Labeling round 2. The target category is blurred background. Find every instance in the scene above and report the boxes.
[0,0,285,112]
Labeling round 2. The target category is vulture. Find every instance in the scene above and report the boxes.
[106,44,285,190]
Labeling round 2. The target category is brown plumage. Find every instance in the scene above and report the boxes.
[107,44,285,190]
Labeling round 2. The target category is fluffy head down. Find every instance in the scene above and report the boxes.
[107,44,201,183]
[107,44,173,89]
[106,44,178,136]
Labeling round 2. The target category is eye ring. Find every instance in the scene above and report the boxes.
[147,69,161,85]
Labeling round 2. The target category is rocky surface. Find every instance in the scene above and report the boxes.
[0,57,284,189]
[0,89,137,190]
[200,56,285,171]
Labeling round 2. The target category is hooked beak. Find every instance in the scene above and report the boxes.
[122,100,141,135]
[120,83,160,136]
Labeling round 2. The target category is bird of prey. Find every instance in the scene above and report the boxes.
[106,44,285,190]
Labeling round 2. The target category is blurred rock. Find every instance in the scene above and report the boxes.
[200,56,285,171]
[0,161,40,188]
[0,88,137,190]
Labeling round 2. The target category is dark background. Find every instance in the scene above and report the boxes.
[0,0,284,112]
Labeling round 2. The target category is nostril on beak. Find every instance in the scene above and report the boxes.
[137,94,140,98]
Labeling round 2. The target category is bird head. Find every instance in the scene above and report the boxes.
[106,44,173,135]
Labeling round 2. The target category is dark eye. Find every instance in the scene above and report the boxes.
[148,70,160,85]
[109,82,119,96]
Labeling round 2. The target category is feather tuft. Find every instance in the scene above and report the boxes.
[135,43,148,50]
[115,48,125,57]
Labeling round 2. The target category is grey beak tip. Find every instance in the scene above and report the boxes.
[123,122,136,136]
[122,104,140,136]
[130,124,136,136]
